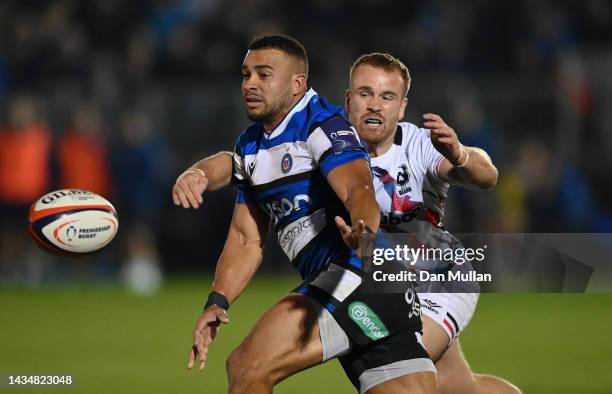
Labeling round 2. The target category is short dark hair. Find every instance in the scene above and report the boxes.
[248,34,308,75]
[350,53,411,97]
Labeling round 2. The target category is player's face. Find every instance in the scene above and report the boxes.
[242,49,296,127]
[346,65,407,148]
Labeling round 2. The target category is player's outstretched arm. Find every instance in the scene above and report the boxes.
[327,158,381,252]
[188,201,269,371]
[172,151,233,209]
[423,113,498,190]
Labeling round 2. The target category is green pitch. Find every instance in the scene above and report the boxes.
[1,277,611,393]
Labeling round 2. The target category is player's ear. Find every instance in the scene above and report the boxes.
[292,73,307,95]
[345,89,351,112]
[398,97,408,120]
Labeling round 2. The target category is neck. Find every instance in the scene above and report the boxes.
[367,134,395,158]
[263,91,307,132]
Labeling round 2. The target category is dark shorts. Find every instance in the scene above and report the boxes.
[295,261,435,393]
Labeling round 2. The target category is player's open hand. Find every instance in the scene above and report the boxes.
[173,168,209,209]
[423,113,464,165]
[335,216,367,251]
[188,305,229,371]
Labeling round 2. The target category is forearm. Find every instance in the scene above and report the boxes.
[192,151,233,191]
[447,147,498,190]
[344,183,381,232]
[211,234,263,304]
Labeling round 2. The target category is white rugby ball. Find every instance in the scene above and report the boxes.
[28,189,119,254]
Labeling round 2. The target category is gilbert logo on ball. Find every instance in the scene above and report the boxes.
[28,189,119,254]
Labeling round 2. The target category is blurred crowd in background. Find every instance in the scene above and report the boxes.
[1,0,611,286]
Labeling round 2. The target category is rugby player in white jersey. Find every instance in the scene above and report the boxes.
[175,52,521,393]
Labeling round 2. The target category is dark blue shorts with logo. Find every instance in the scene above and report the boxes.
[294,259,435,393]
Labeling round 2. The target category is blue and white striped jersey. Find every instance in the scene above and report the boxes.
[232,89,368,278]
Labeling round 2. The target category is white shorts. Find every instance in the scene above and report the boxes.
[419,292,479,343]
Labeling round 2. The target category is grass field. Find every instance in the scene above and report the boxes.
[1,276,612,393]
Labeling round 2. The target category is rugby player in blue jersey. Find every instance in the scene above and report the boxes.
[176,50,521,393]
[184,35,438,393]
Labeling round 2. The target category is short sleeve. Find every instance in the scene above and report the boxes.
[306,116,368,177]
[232,144,254,204]
[419,128,445,178]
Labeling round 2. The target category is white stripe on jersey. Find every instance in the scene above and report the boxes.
[244,141,315,186]
[233,150,247,181]
[266,88,318,140]
[307,125,361,163]
[277,207,327,260]
[306,127,332,162]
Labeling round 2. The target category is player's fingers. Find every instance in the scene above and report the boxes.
[334,216,351,235]
[430,128,452,138]
[195,337,208,370]
[175,188,191,209]
[193,179,208,205]
[187,344,197,369]
[428,126,451,137]
[216,310,230,324]
[198,350,208,371]
[184,182,201,208]
[423,113,443,123]
[423,120,444,128]
[177,178,200,208]
[355,219,366,234]
[172,190,181,206]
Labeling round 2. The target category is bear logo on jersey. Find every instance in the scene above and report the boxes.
[397,164,410,186]
[397,164,412,195]
[281,153,293,174]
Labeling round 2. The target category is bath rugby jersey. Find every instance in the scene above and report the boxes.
[370,122,449,231]
[232,89,368,278]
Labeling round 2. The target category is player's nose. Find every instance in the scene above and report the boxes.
[366,96,383,112]
[242,76,259,92]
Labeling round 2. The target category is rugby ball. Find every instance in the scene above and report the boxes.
[28,189,119,254]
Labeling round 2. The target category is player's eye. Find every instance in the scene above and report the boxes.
[259,73,271,79]
[242,73,250,80]
[382,95,394,100]
[359,92,370,97]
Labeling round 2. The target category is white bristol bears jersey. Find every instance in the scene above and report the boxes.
[370,122,449,231]
[233,89,368,278]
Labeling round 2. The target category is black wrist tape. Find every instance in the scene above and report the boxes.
[204,291,230,311]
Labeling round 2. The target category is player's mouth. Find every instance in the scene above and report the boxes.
[245,95,264,110]
[362,117,384,129]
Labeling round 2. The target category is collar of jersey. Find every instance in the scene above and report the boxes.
[263,88,317,140]
[370,142,398,166]
[370,125,403,165]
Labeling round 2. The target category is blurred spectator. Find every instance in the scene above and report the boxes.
[0,95,52,281]
[0,95,51,205]
[112,108,170,227]
[57,102,113,197]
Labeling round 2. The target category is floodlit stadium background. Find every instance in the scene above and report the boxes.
[1,1,611,393]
